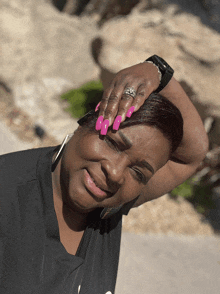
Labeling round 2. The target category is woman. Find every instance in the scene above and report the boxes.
[0,56,208,293]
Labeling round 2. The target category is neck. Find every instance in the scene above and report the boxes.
[63,202,89,231]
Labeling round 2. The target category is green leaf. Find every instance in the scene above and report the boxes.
[170,180,193,199]
[60,80,103,118]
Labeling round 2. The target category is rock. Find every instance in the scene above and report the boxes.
[52,0,90,15]
[1,0,220,145]
[122,194,215,235]
[51,0,160,19]
[168,0,220,33]
[93,5,220,144]
[51,0,220,32]
[0,0,99,141]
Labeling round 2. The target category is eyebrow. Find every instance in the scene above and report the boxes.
[118,130,132,148]
[118,131,155,174]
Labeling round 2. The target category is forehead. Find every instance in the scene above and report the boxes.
[111,124,171,171]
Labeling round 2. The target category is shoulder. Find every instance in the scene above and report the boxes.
[0,146,56,187]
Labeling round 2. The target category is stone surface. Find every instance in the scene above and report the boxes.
[123,194,215,235]
[1,0,220,144]
[0,0,99,141]
[51,0,220,32]
[168,0,220,33]
[0,120,32,155]
[116,232,220,294]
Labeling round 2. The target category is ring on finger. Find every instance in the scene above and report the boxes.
[123,87,136,98]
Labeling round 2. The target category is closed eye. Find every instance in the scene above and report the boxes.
[105,136,148,184]
[131,167,147,184]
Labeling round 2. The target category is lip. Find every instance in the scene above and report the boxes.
[84,169,109,199]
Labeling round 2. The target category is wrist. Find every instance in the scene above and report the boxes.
[144,55,174,93]
[141,61,161,92]
[144,61,162,83]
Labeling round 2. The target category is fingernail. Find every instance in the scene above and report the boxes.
[113,115,122,131]
[95,102,101,112]
[100,119,109,135]
[126,106,135,118]
[95,116,104,131]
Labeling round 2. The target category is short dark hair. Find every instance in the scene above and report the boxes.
[78,93,183,153]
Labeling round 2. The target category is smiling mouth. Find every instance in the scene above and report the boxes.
[84,169,110,200]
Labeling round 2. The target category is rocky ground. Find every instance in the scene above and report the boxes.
[122,194,215,235]
[0,85,58,149]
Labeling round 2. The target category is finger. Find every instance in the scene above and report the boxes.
[95,101,101,112]
[98,84,115,115]
[101,84,126,126]
[112,85,138,131]
[100,90,124,135]
[95,84,115,131]
[124,83,151,119]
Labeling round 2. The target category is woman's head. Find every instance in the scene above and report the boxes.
[78,93,183,154]
[56,94,183,215]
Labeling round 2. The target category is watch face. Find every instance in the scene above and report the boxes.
[154,56,171,71]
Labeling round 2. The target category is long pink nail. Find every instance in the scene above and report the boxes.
[95,102,101,112]
[95,116,104,131]
[113,115,122,131]
[100,119,109,135]
[126,106,135,118]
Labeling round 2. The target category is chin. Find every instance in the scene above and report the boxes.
[67,187,99,214]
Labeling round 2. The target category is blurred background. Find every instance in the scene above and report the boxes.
[1,0,220,245]
[1,1,220,293]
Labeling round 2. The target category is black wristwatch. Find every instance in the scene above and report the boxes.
[145,55,174,93]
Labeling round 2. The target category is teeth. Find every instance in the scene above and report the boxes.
[90,174,101,190]
[94,179,104,192]
[88,170,107,192]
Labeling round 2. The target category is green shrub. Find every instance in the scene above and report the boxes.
[170,178,216,214]
[61,80,104,118]
[171,179,194,199]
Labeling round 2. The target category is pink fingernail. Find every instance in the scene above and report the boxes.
[113,115,122,131]
[100,119,109,135]
[95,102,101,112]
[126,106,135,118]
[95,116,104,131]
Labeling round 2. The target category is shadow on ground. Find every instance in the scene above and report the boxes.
[168,0,220,33]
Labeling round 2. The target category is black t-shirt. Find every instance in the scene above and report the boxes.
[0,146,123,294]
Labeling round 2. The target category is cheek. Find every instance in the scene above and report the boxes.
[77,135,103,161]
[118,175,143,204]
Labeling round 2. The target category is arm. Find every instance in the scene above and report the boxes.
[97,60,209,206]
[134,77,209,206]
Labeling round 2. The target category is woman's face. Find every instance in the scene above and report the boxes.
[60,124,171,214]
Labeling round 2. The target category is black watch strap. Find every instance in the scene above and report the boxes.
[145,55,174,93]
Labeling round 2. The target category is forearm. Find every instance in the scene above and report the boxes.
[134,159,199,207]
[101,60,209,208]
[134,77,209,207]
[160,77,209,163]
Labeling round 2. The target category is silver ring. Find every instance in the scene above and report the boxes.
[124,87,136,98]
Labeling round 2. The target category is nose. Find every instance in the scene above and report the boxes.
[101,154,128,187]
